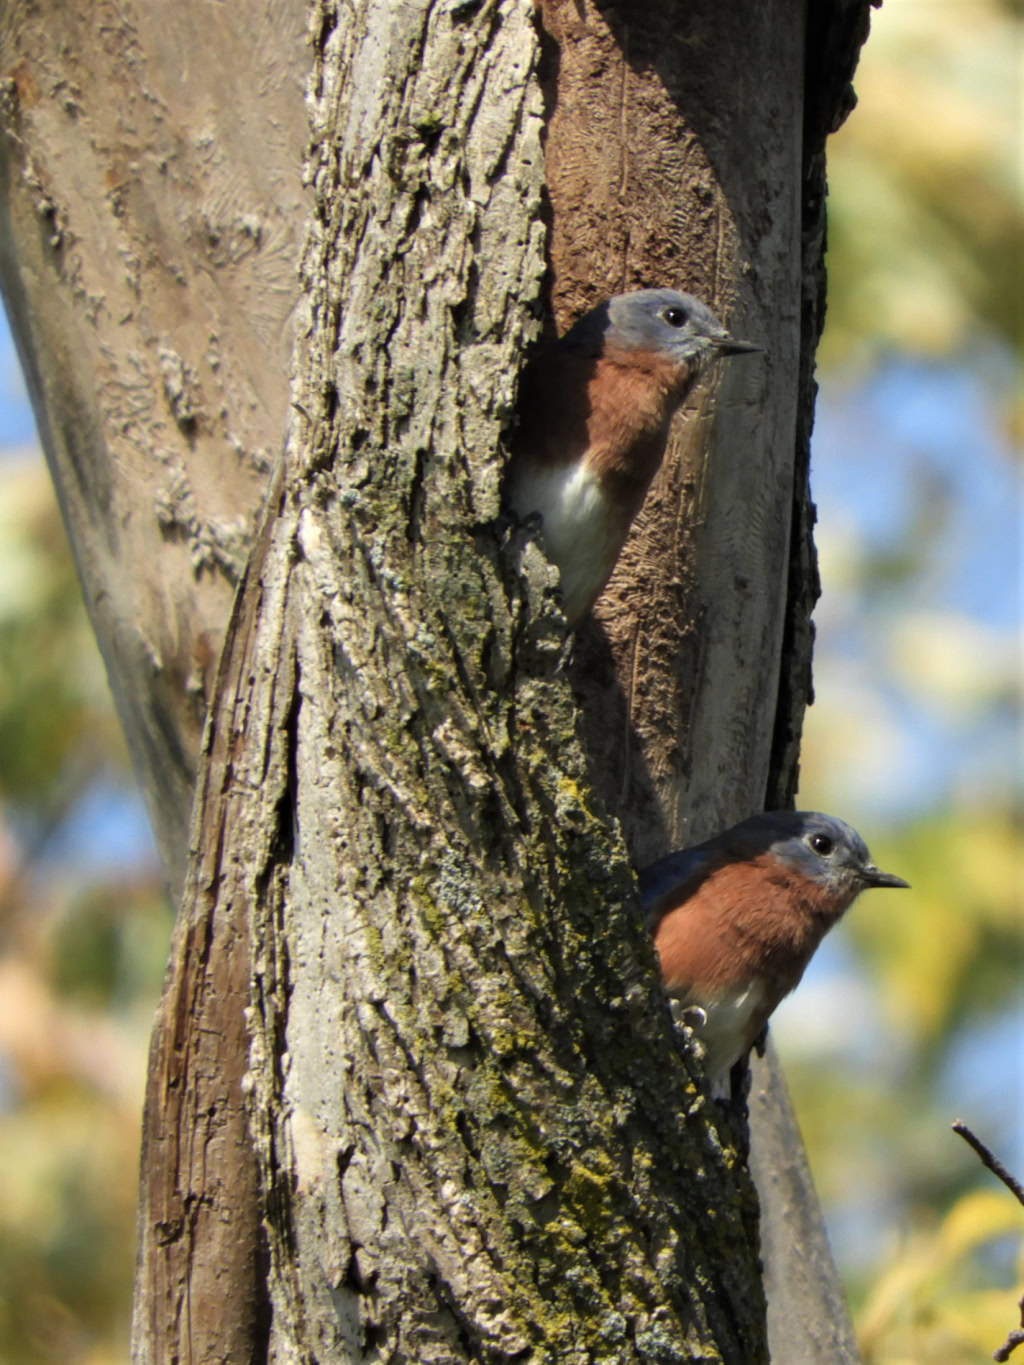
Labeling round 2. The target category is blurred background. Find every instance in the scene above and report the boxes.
[780,1,1023,1359]
[0,0,1019,1360]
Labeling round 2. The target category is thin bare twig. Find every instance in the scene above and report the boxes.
[952,1120,1024,1362]
[991,1296,1024,1365]
[953,1120,1024,1208]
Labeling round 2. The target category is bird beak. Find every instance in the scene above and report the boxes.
[860,865,910,890]
[710,336,763,357]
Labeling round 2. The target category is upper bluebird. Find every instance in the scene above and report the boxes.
[506,288,761,623]
[559,288,760,365]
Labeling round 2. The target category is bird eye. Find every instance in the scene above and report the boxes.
[809,833,834,856]
[662,307,687,328]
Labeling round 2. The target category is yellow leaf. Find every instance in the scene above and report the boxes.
[939,1188,1024,1260]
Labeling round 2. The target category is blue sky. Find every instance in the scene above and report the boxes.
[797,352,1020,820]
[815,358,1019,629]
[0,323,38,449]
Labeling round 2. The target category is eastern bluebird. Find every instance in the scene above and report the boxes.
[506,288,760,623]
[639,811,909,1079]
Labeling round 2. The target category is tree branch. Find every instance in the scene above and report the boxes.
[953,1120,1024,1208]
[952,1120,1024,1363]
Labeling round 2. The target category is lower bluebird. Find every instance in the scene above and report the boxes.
[506,288,760,623]
[639,811,909,1079]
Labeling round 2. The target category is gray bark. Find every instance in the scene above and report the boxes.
[243,3,768,1354]
[0,0,875,1359]
[750,1047,863,1363]
[0,0,308,893]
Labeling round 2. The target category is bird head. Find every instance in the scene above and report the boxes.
[560,288,761,369]
[755,810,910,903]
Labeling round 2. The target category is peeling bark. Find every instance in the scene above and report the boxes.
[132,469,286,1362]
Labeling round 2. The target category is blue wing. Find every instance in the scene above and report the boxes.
[637,845,719,926]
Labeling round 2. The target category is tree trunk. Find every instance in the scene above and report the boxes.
[0,0,874,1360]
[0,0,308,893]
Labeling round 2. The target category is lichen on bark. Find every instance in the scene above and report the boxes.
[238,0,767,1359]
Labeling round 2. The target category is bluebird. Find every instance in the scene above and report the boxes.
[639,811,909,1079]
[506,288,760,623]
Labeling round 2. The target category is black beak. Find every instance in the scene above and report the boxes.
[711,336,763,357]
[861,865,910,890]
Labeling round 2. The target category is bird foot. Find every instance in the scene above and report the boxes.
[669,1001,708,1031]
[668,1001,709,1069]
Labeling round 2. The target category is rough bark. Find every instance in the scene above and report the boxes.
[131,469,285,1362]
[0,0,308,893]
[241,3,766,1356]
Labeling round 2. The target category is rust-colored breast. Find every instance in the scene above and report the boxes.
[511,343,696,508]
[582,346,696,496]
[651,854,852,1005]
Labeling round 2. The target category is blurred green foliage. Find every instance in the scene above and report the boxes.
[789,1,1024,1359]
[0,460,172,1364]
[857,1191,1024,1363]
[0,467,122,818]
[863,811,1022,1052]
[823,0,1023,384]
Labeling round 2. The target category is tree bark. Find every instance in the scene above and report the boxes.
[0,0,876,1360]
[0,0,308,893]
[232,3,767,1354]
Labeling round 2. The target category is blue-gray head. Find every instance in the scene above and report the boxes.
[742,810,909,898]
[639,809,908,926]
[560,288,761,366]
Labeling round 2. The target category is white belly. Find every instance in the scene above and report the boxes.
[673,979,767,1079]
[508,461,624,622]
